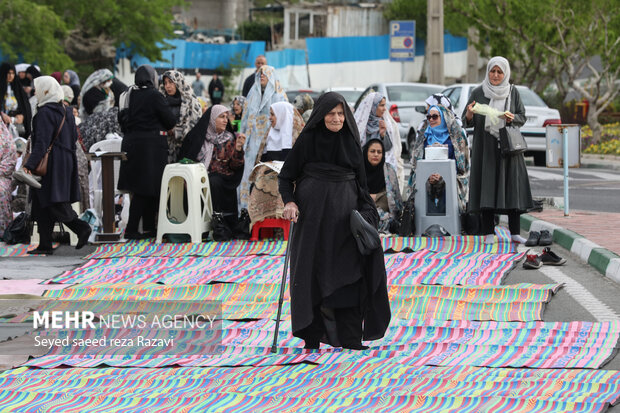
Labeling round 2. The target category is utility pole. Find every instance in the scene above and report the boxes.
[426,0,444,85]
[466,27,480,83]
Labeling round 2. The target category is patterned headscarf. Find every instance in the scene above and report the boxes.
[79,68,114,119]
[293,93,314,114]
[198,104,231,170]
[159,70,203,162]
[231,95,246,117]
[425,93,463,127]
[244,65,285,116]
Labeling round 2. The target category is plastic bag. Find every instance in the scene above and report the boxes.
[471,103,508,126]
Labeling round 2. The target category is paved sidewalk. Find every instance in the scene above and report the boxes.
[529,209,620,256]
[522,207,620,284]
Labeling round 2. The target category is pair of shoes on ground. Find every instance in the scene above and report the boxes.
[523,247,567,269]
[525,230,552,247]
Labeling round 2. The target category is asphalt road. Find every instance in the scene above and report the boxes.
[527,166,620,213]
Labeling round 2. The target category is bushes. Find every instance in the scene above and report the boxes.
[583,122,620,155]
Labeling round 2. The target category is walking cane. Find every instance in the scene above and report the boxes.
[271,221,294,353]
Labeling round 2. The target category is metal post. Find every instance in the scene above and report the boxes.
[563,127,569,216]
[401,61,405,82]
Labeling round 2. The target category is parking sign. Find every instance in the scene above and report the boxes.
[390,21,416,62]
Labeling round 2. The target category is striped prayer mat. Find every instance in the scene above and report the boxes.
[0,389,613,412]
[45,250,524,286]
[20,320,620,370]
[2,364,618,412]
[0,242,60,257]
[8,283,557,323]
[82,227,516,260]
[43,282,560,303]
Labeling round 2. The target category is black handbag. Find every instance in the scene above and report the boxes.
[3,212,32,245]
[350,209,381,255]
[211,212,233,242]
[397,199,415,236]
[499,85,527,156]
[233,208,251,240]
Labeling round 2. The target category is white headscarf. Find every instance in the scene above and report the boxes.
[482,56,511,137]
[354,92,402,182]
[34,76,64,107]
[265,101,294,153]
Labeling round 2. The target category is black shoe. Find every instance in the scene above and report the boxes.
[539,230,553,246]
[525,231,540,247]
[303,340,320,350]
[341,342,369,350]
[27,246,54,255]
[76,226,92,250]
[540,247,566,266]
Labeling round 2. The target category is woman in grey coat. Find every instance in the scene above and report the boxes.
[463,56,533,244]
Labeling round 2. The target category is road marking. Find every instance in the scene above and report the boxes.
[539,266,620,322]
[517,245,619,322]
[528,167,620,182]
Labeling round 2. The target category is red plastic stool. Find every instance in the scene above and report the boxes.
[250,218,291,241]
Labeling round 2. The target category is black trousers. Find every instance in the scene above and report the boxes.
[127,194,158,234]
[481,210,520,235]
[32,198,89,249]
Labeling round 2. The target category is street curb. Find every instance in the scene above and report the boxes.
[521,213,620,283]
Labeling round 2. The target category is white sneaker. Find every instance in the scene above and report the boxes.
[13,169,42,189]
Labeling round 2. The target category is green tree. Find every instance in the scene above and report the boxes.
[447,0,619,144]
[0,0,184,73]
[0,0,72,73]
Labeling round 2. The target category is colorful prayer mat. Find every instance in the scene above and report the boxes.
[3,364,618,412]
[46,250,524,286]
[82,227,516,260]
[0,242,60,257]
[43,282,560,304]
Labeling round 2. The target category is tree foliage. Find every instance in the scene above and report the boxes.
[387,0,620,143]
[0,0,184,73]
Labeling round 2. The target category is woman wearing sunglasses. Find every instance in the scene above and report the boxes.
[464,56,532,244]
[406,103,470,222]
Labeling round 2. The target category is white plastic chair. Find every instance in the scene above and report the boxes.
[156,163,213,244]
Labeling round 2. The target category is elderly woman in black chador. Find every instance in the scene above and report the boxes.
[279,92,391,350]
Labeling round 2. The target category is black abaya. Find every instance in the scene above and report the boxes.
[279,92,390,347]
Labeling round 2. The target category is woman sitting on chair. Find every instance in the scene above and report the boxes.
[181,105,246,231]
[247,102,303,231]
[407,104,470,217]
[363,138,402,234]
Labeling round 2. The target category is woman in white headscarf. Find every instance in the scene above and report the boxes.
[464,56,532,244]
[238,65,287,208]
[354,92,404,186]
[248,101,303,229]
[23,76,91,254]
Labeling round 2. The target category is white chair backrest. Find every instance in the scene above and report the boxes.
[89,138,122,153]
